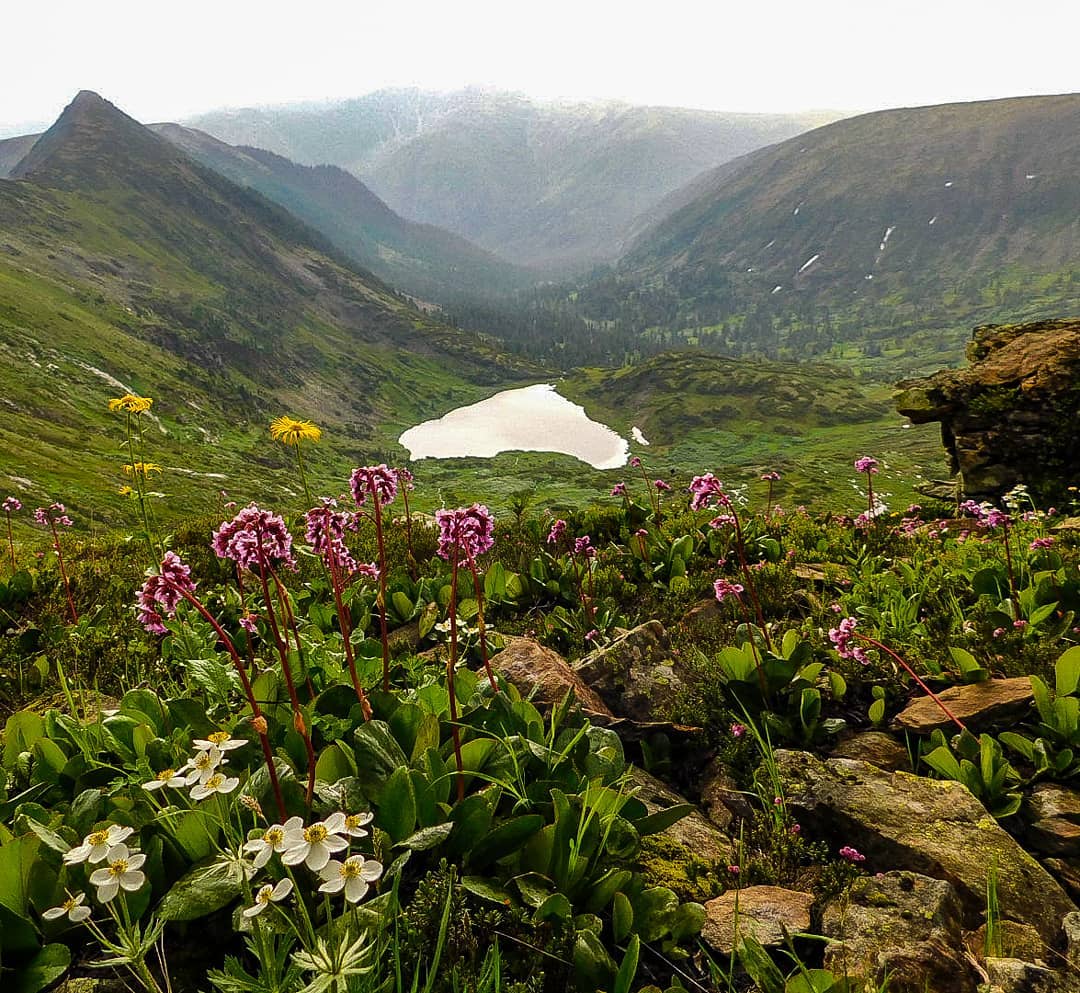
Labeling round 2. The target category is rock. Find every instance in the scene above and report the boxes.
[965,920,1045,963]
[1065,911,1080,967]
[630,767,733,870]
[699,757,753,831]
[701,885,814,955]
[1025,784,1080,857]
[984,958,1067,993]
[1044,858,1080,902]
[387,620,420,653]
[892,677,1033,733]
[573,620,685,721]
[775,749,1077,943]
[895,318,1080,501]
[820,871,976,993]
[684,598,723,626]
[490,636,613,716]
[829,731,911,771]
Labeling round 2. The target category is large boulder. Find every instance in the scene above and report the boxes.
[490,636,613,715]
[701,885,814,955]
[572,620,685,721]
[1024,783,1080,857]
[895,318,1080,501]
[775,750,1077,943]
[829,731,911,771]
[820,871,976,993]
[892,677,1034,734]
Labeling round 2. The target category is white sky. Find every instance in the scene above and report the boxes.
[2,0,1078,136]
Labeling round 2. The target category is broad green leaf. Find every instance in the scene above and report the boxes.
[468,815,544,868]
[158,860,243,921]
[3,712,44,769]
[633,803,695,836]
[396,823,453,851]
[612,934,640,993]
[12,942,70,993]
[612,891,634,942]
[377,767,416,843]
[1057,646,1080,696]
[461,875,511,905]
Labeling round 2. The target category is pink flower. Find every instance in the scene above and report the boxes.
[212,504,295,571]
[709,514,736,528]
[394,467,415,492]
[611,482,627,497]
[435,504,496,562]
[981,508,1010,530]
[349,465,398,509]
[654,479,672,492]
[790,824,801,836]
[634,528,648,538]
[573,535,596,559]
[830,603,843,613]
[829,616,870,664]
[839,846,865,863]
[689,473,730,511]
[1013,619,1028,629]
[239,614,257,634]
[585,629,599,642]
[730,723,746,738]
[854,456,879,475]
[726,864,740,875]
[1030,537,1054,550]
[138,552,196,634]
[714,579,745,602]
[304,499,359,575]
[629,457,642,468]
[35,503,74,528]
[2,496,21,513]
[547,519,567,546]
[760,471,781,482]
[992,627,1005,638]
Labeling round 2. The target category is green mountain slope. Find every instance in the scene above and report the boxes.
[591,94,1080,371]
[0,91,533,528]
[149,124,532,304]
[189,88,841,271]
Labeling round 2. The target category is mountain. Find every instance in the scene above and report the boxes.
[0,91,532,522]
[188,88,841,271]
[590,93,1080,371]
[149,124,532,303]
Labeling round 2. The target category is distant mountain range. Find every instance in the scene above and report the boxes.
[570,93,1080,370]
[188,88,841,270]
[0,91,532,519]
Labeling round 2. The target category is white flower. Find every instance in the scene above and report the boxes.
[242,878,293,918]
[341,811,373,839]
[190,772,240,801]
[318,855,383,903]
[181,745,225,785]
[88,844,146,903]
[63,825,134,865]
[141,768,187,791]
[281,813,348,871]
[42,891,91,923]
[242,822,291,869]
[193,731,246,752]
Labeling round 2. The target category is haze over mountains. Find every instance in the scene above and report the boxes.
[189,88,841,270]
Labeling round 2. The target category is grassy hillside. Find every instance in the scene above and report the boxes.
[189,88,840,271]
[571,94,1080,372]
[0,92,534,533]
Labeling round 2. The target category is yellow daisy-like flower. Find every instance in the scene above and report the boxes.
[108,394,154,414]
[118,485,135,496]
[269,415,322,446]
[123,462,163,477]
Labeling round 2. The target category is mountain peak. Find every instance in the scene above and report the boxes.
[10,89,182,188]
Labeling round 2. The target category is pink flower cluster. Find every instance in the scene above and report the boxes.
[212,504,295,571]
[2,496,21,513]
[349,465,398,508]
[854,456,879,475]
[304,499,367,576]
[34,503,73,528]
[689,473,730,511]
[829,616,870,664]
[573,535,596,559]
[435,504,496,562]
[138,552,196,634]
[714,578,745,602]
[839,845,866,863]
[547,519,567,546]
[654,479,672,492]
[394,467,415,492]
[610,482,627,497]
[760,471,781,482]
[1030,537,1055,550]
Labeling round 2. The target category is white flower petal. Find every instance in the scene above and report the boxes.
[270,878,293,901]
[95,880,119,903]
[42,906,67,920]
[69,905,92,922]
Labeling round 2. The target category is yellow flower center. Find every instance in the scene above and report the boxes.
[304,824,328,843]
[194,752,213,769]
[88,830,108,847]
[157,769,175,781]
[340,860,362,879]
[208,731,231,744]
[345,814,363,831]
[204,774,224,790]
[63,897,78,911]
[256,885,273,904]
[108,859,129,876]
[264,827,284,846]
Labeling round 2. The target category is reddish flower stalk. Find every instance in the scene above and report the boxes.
[166,583,286,819]
[466,558,498,692]
[446,550,466,802]
[35,504,77,624]
[730,511,773,653]
[397,468,418,581]
[327,553,372,720]
[350,467,397,693]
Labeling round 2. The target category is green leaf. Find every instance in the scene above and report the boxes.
[391,591,414,622]
[158,860,244,921]
[461,875,512,905]
[119,689,168,734]
[417,601,439,640]
[469,815,545,868]
[534,892,572,923]
[868,698,886,725]
[315,741,357,783]
[377,767,416,843]
[573,929,616,991]
[1057,646,1080,696]
[633,803,695,836]
[612,935,640,993]
[787,969,844,993]
[631,886,678,942]
[396,823,454,851]
[3,712,44,769]
[612,891,634,942]
[736,935,786,993]
[13,943,70,993]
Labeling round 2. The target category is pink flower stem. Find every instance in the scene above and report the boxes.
[731,510,772,653]
[372,496,391,692]
[5,510,14,573]
[467,557,498,692]
[854,632,967,731]
[402,487,417,581]
[447,551,466,802]
[48,514,78,625]
[1001,519,1020,616]
[321,518,372,719]
[170,583,285,819]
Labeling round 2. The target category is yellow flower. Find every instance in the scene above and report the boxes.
[108,394,154,414]
[123,462,163,477]
[118,485,135,496]
[269,415,321,446]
